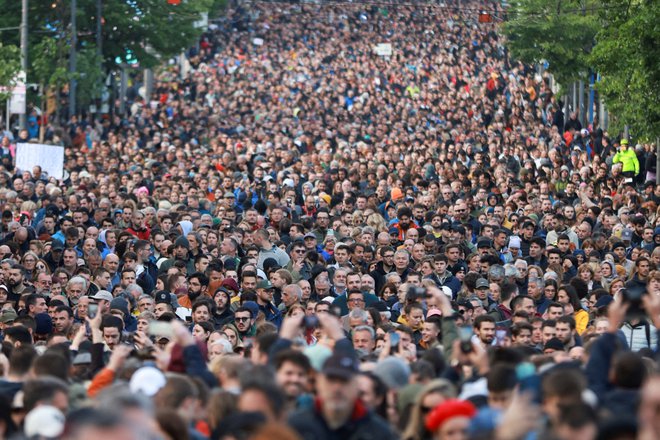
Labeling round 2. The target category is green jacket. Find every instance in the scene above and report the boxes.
[613,149,640,175]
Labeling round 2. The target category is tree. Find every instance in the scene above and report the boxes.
[501,0,600,88]
[0,0,215,114]
[78,0,214,69]
[0,43,21,100]
[589,0,660,139]
[31,36,72,119]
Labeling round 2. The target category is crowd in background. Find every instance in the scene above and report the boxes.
[0,2,659,440]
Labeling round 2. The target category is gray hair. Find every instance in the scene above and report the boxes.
[528,277,544,288]
[394,249,410,261]
[125,283,144,298]
[514,259,528,269]
[284,284,303,301]
[68,276,88,291]
[95,384,154,415]
[353,325,375,340]
[142,207,156,216]
[348,308,369,324]
[211,338,234,355]
[503,264,518,278]
[385,272,401,282]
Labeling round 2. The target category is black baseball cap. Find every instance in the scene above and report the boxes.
[322,353,359,380]
[155,291,171,305]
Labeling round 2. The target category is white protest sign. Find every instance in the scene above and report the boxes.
[253,38,264,46]
[16,143,65,180]
[373,43,393,57]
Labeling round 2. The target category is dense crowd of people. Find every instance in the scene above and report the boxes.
[0,2,659,439]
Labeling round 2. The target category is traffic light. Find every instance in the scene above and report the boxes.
[115,48,138,66]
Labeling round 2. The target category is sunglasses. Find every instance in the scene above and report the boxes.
[235,317,251,322]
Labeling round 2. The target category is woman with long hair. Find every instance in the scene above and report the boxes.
[402,379,457,440]
[557,284,589,335]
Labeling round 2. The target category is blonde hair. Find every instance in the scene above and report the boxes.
[366,213,388,232]
[402,379,458,440]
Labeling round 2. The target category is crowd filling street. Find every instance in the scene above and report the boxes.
[0,2,659,439]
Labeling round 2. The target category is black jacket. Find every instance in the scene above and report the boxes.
[370,261,395,294]
[288,399,397,440]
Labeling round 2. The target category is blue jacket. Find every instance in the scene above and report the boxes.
[259,302,283,329]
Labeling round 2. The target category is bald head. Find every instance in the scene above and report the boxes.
[15,227,28,243]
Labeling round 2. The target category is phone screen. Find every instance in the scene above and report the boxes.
[149,322,174,339]
[389,332,400,348]
[495,329,507,346]
[88,303,99,319]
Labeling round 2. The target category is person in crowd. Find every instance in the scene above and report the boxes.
[0,2,659,439]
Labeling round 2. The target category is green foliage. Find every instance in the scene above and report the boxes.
[32,37,71,89]
[0,0,217,111]
[502,0,600,87]
[209,0,229,18]
[589,0,660,139]
[0,43,21,100]
[75,48,104,104]
[79,0,214,69]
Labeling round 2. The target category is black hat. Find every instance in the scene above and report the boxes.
[174,236,190,251]
[262,258,281,273]
[594,295,613,308]
[155,291,171,305]
[51,239,65,251]
[322,353,359,380]
[477,238,493,249]
[457,300,474,310]
[451,262,468,275]
[611,241,626,250]
[371,301,390,313]
[543,338,565,352]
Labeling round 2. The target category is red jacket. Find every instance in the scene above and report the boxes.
[126,226,151,240]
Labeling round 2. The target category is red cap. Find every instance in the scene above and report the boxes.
[425,399,477,432]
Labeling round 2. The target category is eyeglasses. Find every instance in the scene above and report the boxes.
[349,298,365,303]
[235,317,251,322]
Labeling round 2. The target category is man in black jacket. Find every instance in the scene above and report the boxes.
[288,351,397,440]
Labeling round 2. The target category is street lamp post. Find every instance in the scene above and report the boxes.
[19,0,28,130]
[69,0,77,119]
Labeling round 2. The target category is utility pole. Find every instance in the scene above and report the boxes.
[578,80,585,127]
[69,0,77,119]
[96,0,102,56]
[19,0,28,130]
[96,0,102,112]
